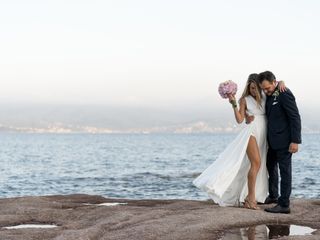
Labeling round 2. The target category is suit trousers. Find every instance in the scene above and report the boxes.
[266,146,292,207]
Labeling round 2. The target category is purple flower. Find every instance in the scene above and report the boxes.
[218,80,238,99]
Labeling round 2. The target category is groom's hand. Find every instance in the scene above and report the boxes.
[289,143,299,153]
[245,114,254,124]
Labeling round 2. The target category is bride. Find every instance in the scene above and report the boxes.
[193,74,286,210]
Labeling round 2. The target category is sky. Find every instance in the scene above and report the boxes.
[0,0,319,109]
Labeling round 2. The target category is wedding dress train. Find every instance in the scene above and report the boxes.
[193,94,268,206]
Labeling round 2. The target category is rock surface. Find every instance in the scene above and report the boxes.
[0,194,319,239]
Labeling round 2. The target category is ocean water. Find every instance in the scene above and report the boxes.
[0,133,318,200]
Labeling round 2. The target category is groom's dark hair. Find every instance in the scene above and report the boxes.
[258,71,276,83]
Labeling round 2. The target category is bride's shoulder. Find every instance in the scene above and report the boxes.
[242,95,252,102]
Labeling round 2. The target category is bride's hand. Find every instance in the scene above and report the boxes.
[228,94,236,102]
[278,80,287,92]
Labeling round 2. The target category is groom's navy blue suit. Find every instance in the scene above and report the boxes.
[265,86,301,207]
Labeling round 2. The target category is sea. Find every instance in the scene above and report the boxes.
[0,133,318,200]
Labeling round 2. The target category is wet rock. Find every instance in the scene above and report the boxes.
[0,194,319,240]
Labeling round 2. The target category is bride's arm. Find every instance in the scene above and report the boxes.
[278,80,286,92]
[228,95,246,124]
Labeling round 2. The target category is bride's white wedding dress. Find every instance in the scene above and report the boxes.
[193,94,268,206]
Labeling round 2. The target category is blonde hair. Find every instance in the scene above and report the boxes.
[240,74,262,106]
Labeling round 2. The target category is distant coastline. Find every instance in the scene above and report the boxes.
[0,122,319,134]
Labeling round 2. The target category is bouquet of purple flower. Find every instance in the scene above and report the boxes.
[218,80,238,99]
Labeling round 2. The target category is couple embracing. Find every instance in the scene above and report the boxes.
[193,71,301,214]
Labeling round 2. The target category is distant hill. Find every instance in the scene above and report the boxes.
[0,103,318,133]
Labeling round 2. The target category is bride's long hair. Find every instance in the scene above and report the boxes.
[240,73,262,106]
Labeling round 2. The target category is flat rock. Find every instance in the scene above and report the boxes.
[0,194,319,239]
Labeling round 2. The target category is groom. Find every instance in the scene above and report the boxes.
[258,71,302,214]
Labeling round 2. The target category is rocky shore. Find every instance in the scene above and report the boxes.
[0,194,319,240]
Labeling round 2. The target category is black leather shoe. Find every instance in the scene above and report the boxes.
[264,204,290,214]
[264,196,278,204]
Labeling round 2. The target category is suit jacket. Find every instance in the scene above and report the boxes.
[266,87,302,150]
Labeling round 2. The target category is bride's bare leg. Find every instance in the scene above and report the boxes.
[246,136,261,208]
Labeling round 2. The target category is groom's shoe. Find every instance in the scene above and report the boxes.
[264,196,278,204]
[265,204,290,214]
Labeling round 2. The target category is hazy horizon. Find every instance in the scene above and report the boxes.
[0,101,318,133]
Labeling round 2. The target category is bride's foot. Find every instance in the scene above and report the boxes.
[244,197,260,210]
